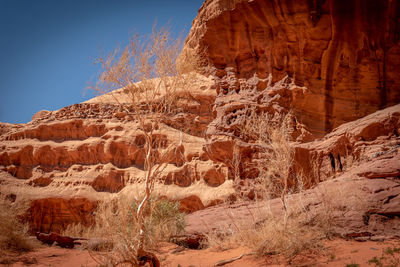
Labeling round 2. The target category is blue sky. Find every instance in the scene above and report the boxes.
[0,0,203,123]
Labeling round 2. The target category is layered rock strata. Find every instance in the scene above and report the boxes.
[185,0,400,135]
[0,74,235,233]
[1,0,400,238]
[186,104,400,239]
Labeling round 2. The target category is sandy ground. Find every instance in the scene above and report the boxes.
[1,239,399,267]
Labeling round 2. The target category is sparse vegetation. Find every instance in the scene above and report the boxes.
[0,200,35,252]
[329,253,336,261]
[63,197,185,266]
[207,110,370,264]
[253,213,323,258]
[206,179,368,263]
[309,182,367,238]
[368,242,400,267]
[89,23,203,265]
[243,111,322,257]
[206,111,326,260]
[206,211,324,259]
[238,110,305,216]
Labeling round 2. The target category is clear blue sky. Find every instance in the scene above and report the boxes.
[0,0,203,123]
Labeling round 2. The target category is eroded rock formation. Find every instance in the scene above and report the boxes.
[1,0,399,240]
[186,105,400,239]
[0,74,235,233]
[295,104,400,183]
[26,198,98,234]
[185,0,400,135]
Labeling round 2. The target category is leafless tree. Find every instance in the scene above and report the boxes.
[90,25,203,266]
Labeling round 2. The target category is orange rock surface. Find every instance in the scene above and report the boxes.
[0,75,236,233]
[185,0,400,135]
[186,105,400,239]
[0,1,399,242]
[25,198,97,234]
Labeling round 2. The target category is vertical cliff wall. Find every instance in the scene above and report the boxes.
[185,0,400,135]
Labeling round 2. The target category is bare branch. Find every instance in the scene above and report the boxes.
[88,23,205,265]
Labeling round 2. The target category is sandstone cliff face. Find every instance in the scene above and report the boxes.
[25,198,98,234]
[187,104,400,239]
[1,0,400,239]
[185,0,400,135]
[0,75,236,233]
[204,75,314,179]
[295,104,400,183]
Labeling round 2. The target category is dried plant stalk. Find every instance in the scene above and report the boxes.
[89,24,203,266]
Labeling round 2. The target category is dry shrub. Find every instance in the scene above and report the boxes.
[62,197,185,266]
[240,110,304,219]
[307,182,367,237]
[204,201,324,260]
[247,112,301,191]
[91,24,205,116]
[89,23,203,265]
[0,200,35,252]
[176,46,207,75]
[254,184,366,258]
[207,110,369,261]
[251,215,323,258]
[213,110,320,259]
[205,181,368,262]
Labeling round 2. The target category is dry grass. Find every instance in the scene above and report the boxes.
[205,110,369,262]
[205,182,367,262]
[89,23,204,265]
[176,46,207,75]
[0,200,35,252]
[252,215,323,258]
[245,111,303,194]
[308,182,368,237]
[62,196,185,266]
[219,110,319,259]
[205,203,323,260]
[240,110,305,222]
[368,241,400,267]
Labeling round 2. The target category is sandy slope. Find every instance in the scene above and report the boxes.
[2,239,399,267]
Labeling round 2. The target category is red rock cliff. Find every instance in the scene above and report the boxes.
[185,0,400,135]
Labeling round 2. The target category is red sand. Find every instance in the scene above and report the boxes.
[1,239,399,267]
